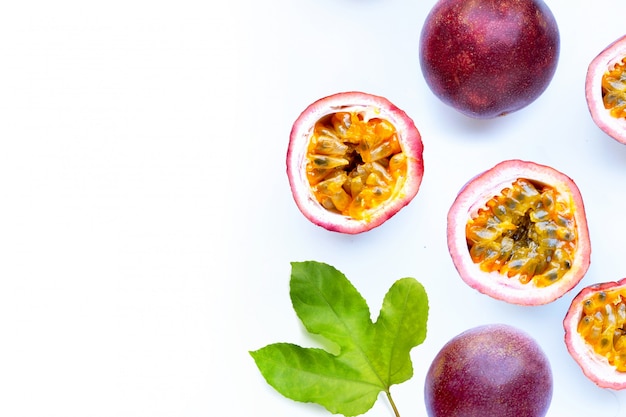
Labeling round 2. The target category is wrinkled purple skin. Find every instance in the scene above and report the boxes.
[419,0,560,119]
[424,324,553,417]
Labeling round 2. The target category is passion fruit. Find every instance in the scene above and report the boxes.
[286,92,424,234]
[419,0,560,118]
[425,324,553,417]
[564,278,626,389]
[585,35,626,145]
[447,160,591,305]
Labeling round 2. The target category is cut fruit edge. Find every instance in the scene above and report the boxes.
[447,159,591,305]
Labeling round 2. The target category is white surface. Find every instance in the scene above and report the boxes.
[1,0,626,416]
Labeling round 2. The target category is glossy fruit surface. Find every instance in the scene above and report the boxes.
[419,0,560,118]
[425,324,553,417]
[286,92,424,234]
[586,35,626,145]
[564,278,626,389]
[447,160,591,305]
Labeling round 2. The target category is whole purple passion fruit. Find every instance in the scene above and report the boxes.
[425,324,553,417]
[419,0,560,119]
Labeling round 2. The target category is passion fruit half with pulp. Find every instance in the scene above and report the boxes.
[586,34,626,145]
[564,278,626,389]
[287,92,424,234]
[447,160,591,305]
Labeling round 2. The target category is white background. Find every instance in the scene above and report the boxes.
[1,0,626,416]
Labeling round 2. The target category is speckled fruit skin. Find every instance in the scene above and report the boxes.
[586,34,626,145]
[425,324,553,417]
[419,0,560,119]
[447,160,591,306]
[286,91,424,234]
[564,278,626,390]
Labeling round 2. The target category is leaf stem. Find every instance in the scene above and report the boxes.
[386,391,401,417]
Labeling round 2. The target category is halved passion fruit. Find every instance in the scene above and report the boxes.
[447,160,591,305]
[286,92,424,234]
[586,34,626,145]
[564,278,626,389]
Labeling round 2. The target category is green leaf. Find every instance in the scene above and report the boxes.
[250,261,429,417]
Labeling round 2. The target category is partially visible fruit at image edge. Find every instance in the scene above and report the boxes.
[586,34,626,144]
[425,324,553,417]
[419,0,560,118]
[447,160,591,306]
[287,91,424,234]
[564,278,626,390]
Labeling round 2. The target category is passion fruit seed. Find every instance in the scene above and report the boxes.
[306,111,407,221]
[466,178,577,287]
[578,289,626,371]
[602,57,626,118]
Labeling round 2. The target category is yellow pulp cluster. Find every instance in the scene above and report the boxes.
[602,58,626,118]
[466,179,577,287]
[306,112,407,220]
[578,289,626,372]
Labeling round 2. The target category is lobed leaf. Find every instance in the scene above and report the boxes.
[250,261,429,417]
